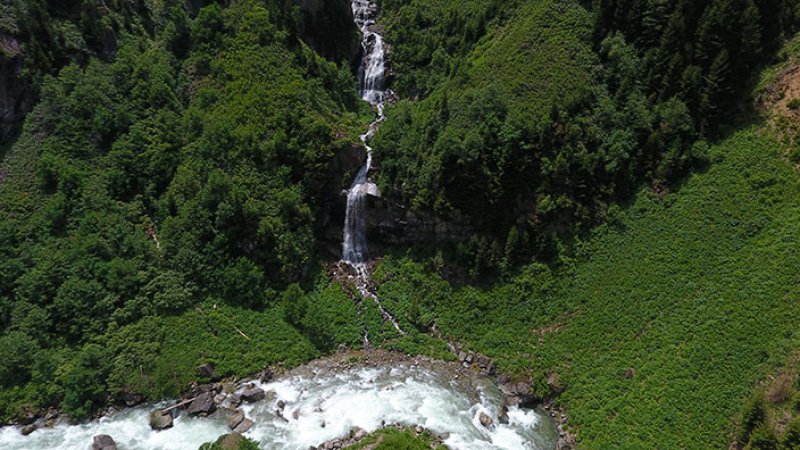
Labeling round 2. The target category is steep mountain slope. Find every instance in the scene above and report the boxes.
[375,121,800,449]
[0,0,368,419]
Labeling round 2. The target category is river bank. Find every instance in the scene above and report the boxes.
[1,348,561,450]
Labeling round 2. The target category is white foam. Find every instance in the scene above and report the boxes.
[0,364,555,450]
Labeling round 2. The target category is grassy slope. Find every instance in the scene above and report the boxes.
[465,0,595,124]
[537,127,800,448]
[375,125,800,449]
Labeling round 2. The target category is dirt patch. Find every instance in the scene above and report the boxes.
[758,64,800,118]
[756,59,800,167]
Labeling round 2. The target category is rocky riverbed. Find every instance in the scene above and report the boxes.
[0,349,561,450]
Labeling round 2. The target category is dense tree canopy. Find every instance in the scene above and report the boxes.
[372,0,800,277]
[0,0,365,419]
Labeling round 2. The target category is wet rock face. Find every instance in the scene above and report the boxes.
[292,0,360,64]
[0,36,33,144]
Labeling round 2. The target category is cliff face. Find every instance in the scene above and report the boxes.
[292,0,359,64]
[0,36,32,145]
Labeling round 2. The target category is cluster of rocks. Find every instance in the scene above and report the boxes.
[447,342,575,449]
[14,407,59,436]
[148,369,274,435]
[456,349,496,376]
[312,426,368,450]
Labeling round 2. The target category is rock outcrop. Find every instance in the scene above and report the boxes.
[0,35,33,143]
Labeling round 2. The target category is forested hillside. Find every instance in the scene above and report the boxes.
[1,0,800,449]
[0,0,368,419]
[373,0,800,277]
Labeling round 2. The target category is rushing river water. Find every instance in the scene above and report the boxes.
[0,362,557,450]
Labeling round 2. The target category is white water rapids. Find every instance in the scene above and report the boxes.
[0,363,557,450]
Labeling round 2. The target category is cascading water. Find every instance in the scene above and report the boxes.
[342,0,404,338]
[0,360,558,450]
[342,0,386,266]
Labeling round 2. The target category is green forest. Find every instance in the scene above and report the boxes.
[1,0,800,449]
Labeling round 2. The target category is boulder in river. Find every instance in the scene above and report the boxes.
[234,418,253,433]
[92,434,117,450]
[240,387,266,403]
[20,424,36,435]
[187,391,217,416]
[479,412,494,430]
[228,410,244,430]
[499,381,535,405]
[149,409,173,430]
[498,406,510,425]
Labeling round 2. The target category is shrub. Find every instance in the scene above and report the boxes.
[739,393,768,445]
[784,417,800,449]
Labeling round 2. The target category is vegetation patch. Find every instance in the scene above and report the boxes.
[375,126,800,448]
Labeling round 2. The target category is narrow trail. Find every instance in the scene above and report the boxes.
[343,0,405,342]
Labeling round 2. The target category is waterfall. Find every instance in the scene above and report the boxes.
[342,0,386,265]
[342,0,404,339]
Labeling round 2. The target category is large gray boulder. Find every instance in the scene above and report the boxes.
[149,409,173,430]
[499,381,535,405]
[240,387,266,403]
[92,434,117,450]
[187,392,217,416]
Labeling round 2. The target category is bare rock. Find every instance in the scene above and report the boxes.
[228,410,244,430]
[499,381,535,404]
[120,391,144,407]
[212,433,245,450]
[352,427,367,440]
[20,424,36,435]
[241,387,266,403]
[92,434,117,450]
[233,418,253,434]
[197,363,217,380]
[187,391,217,416]
[479,412,494,430]
[548,372,566,395]
[149,410,173,430]
[557,431,577,450]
